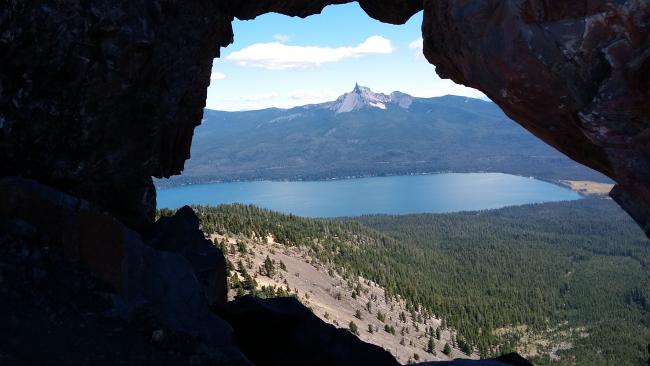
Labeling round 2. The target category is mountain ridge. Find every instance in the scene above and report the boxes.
[158,86,608,187]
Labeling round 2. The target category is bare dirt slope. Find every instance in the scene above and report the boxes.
[560,180,614,196]
[211,232,478,364]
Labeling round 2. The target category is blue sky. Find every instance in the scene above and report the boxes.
[207,4,485,111]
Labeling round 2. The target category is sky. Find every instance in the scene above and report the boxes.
[207,3,486,111]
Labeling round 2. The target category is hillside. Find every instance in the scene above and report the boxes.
[212,231,473,364]
[159,86,609,187]
[353,199,650,365]
[167,199,650,365]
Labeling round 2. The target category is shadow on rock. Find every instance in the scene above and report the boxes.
[219,295,400,366]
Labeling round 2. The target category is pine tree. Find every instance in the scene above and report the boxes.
[237,241,247,254]
[443,343,452,356]
[349,321,359,335]
[235,285,245,298]
[377,311,386,322]
[264,255,275,278]
[427,336,435,354]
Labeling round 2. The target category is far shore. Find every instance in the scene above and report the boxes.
[155,171,614,191]
[558,180,614,196]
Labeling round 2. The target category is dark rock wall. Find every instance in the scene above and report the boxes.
[0,177,247,363]
[145,205,228,307]
[223,0,421,24]
[0,1,235,230]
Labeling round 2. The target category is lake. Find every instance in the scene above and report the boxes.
[156,173,581,217]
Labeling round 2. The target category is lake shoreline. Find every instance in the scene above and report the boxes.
[156,173,582,217]
[156,171,613,199]
[156,170,611,190]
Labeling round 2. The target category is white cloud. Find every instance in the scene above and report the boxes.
[209,92,279,111]
[221,92,279,103]
[226,35,394,70]
[408,37,424,59]
[210,72,226,80]
[287,89,339,103]
[273,34,290,42]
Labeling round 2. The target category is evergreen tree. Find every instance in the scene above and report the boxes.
[264,255,275,278]
[427,336,435,354]
[377,311,386,322]
[237,241,247,254]
[349,321,359,335]
[226,258,235,272]
[443,343,452,356]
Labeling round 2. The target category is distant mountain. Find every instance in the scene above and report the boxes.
[327,83,413,113]
[160,85,609,186]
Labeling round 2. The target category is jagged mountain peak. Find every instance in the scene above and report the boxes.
[329,84,413,114]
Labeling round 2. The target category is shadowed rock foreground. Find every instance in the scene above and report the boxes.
[0,0,648,364]
[0,177,532,365]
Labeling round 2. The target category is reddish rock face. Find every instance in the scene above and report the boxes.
[0,0,648,236]
[422,0,650,234]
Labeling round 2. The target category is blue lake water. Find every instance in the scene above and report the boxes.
[156,173,581,217]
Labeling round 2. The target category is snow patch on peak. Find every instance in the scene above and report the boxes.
[329,84,413,114]
[390,91,413,109]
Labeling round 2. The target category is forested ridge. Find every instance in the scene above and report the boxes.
[160,198,650,365]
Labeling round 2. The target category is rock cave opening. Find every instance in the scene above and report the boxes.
[0,1,648,365]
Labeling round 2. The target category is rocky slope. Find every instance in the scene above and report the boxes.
[214,231,476,364]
